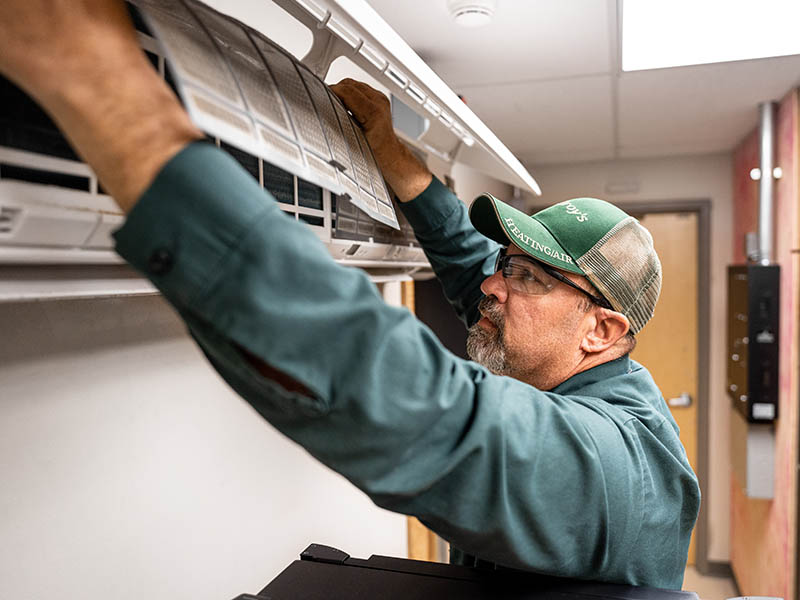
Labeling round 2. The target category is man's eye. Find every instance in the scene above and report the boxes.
[507,265,539,282]
[520,270,540,282]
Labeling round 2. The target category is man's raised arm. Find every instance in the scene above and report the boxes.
[0,0,202,212]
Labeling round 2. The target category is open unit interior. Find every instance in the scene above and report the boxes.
[0,0,541,300]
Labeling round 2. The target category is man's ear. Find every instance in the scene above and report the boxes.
[580,309,630,354]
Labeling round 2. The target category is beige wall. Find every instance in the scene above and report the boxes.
[522,153,734,563]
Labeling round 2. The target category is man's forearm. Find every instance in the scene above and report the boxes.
[0,0,202,212]
[369,135,434,203]
[45,60,202,212]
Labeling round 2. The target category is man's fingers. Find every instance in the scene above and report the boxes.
[331,83,377,125]
[332,78,381,99]
[330,78,393,139]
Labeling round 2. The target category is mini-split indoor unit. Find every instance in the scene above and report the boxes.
[0,0,540,301]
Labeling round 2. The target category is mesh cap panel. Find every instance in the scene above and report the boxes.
[575,217,662,334]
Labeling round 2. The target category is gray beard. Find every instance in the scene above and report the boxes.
[466,296,509,375]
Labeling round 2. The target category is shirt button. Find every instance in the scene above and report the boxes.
[147,248,174,275]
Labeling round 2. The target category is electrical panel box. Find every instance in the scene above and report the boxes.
[726,264,780,422]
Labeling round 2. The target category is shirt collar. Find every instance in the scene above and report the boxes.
[550,354,632,395]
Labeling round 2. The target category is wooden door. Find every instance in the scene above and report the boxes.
[630,211,699,565]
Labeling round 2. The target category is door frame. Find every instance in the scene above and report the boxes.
[620,198,713,573]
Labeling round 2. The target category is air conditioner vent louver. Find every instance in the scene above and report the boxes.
[0,75,80,162]
[0,206,21,235]
[0,163,91,192]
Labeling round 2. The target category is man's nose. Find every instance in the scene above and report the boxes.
[480,270,508,303]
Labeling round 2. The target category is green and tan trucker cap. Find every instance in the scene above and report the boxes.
[469,195,662,334]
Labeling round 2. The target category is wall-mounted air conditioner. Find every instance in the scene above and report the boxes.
[0,0,541,301]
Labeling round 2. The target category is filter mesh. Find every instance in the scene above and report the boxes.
[132,0,399,229]
[576,217,662,334]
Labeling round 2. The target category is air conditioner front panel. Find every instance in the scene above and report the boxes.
[0,182,106,247]
[85,214,126,249]
[266,0,541,194]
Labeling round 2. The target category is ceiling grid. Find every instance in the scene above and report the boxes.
[367,0,800,168]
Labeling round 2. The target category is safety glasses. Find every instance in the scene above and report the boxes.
[494,248,613,309]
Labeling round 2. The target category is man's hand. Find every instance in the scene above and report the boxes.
[329,79,396,156]
[331,79,432,202]
[0,0,202,211]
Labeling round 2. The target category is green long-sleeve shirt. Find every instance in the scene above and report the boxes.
[114,142,700,589]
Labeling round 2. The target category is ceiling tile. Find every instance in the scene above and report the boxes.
[520,148,616,166]
[618,141,735,160]
[366,0,613,87]
[618,55,800,153]
[463,75,615,158]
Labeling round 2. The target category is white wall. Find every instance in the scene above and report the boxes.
[428,160,514,207]
[450,161,515,207]
[0,295,407,600]
[524,153,734,563]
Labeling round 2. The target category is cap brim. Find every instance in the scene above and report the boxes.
[469,194,584,275]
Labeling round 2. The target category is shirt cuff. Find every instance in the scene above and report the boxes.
[113,141,279,310]
[398,176,464,236]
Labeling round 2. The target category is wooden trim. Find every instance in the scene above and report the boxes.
[401,280,415,313]
[407,517,439,561]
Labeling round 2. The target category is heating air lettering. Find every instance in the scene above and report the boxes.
[504,217,573,265]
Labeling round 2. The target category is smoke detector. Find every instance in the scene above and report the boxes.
[447,0,497,28]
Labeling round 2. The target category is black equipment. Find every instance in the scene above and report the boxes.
[727,264,781,422]
[232,544,699,600]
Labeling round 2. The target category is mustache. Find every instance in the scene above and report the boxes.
[478,295,504,327]
[468,295,508,375]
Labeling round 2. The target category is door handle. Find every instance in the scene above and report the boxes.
[667,392,692,408]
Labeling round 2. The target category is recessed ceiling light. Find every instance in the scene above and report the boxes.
[447,0,496,28]
[622,0,800,71]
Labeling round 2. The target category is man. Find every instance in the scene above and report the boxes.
[0,1,699,589]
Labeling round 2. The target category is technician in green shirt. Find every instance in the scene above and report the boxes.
[0,1,699,590]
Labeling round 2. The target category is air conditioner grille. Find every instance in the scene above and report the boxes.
[220,141,259,181]
[263,161,295,205]
[298,180,323,210]
[0,75,80,162]
[0,163,90,192]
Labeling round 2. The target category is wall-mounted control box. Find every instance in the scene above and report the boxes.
[726,265,780,422]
